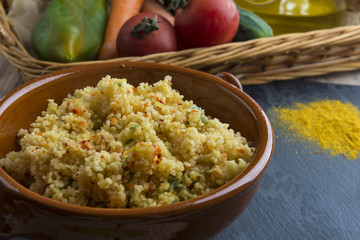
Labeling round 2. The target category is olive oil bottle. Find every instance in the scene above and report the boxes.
[234,0,347,35]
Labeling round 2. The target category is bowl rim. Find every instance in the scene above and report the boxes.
[0,61,274,218]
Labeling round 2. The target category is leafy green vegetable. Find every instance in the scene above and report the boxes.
[168,178,179,190]
[125,138,134,145]
[130,124,138,130]
[200,114,208,124]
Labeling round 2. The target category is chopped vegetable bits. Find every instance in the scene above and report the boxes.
[0,75,255,208]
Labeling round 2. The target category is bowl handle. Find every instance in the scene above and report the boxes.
[215,72,243,91]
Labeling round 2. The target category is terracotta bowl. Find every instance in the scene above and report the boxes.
[0,62,274,240]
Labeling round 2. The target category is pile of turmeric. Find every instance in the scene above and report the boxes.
[274,100,360,160]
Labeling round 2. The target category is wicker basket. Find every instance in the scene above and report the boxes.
[1,1,360,85]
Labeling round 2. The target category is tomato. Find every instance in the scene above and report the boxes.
[116,12,177,57]
[174,0,239,48]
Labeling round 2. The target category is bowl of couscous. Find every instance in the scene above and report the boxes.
[0,62,274,240]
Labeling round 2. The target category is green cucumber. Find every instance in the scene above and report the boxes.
[232,5,274,42]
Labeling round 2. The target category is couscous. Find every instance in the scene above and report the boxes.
[0,75,255,208]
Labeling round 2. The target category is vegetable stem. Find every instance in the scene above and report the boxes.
[131,15,160,39]
[167,0,188,13]
[142,0,175,25]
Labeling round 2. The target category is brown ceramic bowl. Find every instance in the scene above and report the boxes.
[0,62,274,240]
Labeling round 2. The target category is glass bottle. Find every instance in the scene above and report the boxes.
[234,0,347,35]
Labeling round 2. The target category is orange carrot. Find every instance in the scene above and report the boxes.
[98,0,144,60]
[141,0,175,25]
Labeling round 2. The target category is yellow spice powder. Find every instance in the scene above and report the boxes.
[274,100,360,160]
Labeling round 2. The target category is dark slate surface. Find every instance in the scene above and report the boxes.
[213,80,360,240]
[9,80,360,240]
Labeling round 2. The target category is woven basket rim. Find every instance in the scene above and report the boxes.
[1,1,360,84]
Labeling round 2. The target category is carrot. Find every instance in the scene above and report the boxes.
[98,0,144,60]
[141,0,175,25]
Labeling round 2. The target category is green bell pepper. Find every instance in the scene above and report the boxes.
[31,0,107,63]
